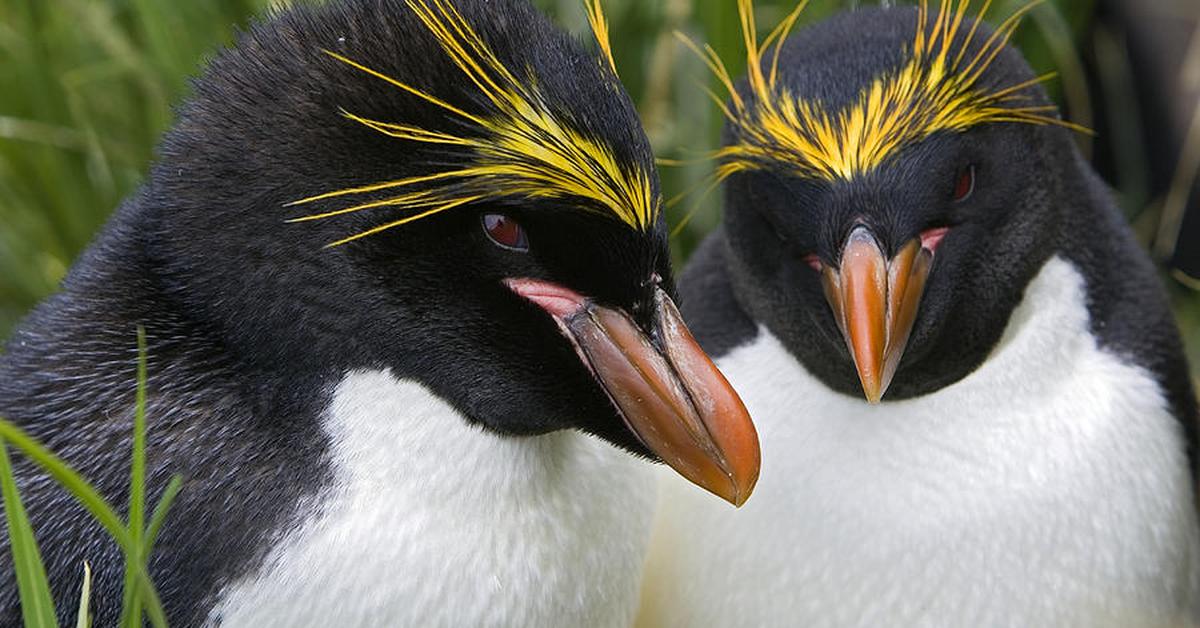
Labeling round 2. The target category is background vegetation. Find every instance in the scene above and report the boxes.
[0,0,1196,378]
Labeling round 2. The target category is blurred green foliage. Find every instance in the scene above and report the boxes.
[0,0,1196,375]
[0,0,265,333]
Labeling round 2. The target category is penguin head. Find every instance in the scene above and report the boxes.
[703,1,1082,402]
[145,0,758,504]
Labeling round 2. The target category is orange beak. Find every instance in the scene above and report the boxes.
[821,226,932,403]
[507,279,760,507]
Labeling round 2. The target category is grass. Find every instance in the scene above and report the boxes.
[0,0,266,334]
[0,428,56,625]
[0,329,182,627]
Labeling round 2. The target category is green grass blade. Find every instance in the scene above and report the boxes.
[0,422,171,626]
[0,423,127,542]
[0,437,57,628]
[145,475,182,555]
[120,328,149,628]
[137,570,169,628]
[75,561,92,628]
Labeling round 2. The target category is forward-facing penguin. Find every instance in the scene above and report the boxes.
[640,1,1200,626]
[0,0,761,625]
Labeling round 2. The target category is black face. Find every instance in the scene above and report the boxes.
[139,0,758,503]
[333,198,672,451]
[721,7,1065,400]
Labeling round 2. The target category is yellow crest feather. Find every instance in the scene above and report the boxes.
[689,0,1090,184]
[289,0,658,246]
[586,0,619,76]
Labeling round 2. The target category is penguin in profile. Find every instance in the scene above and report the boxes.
[0,0,761,625]
[640,1,1199,626]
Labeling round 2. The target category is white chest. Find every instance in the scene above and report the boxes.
[640,257,1199,627]
[209,371,656,628]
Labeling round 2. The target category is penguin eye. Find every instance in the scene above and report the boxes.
[482,213,529,252]
[952,165,976,202]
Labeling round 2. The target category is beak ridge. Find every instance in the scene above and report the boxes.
[821,226,933,403]
[507,279,760,506]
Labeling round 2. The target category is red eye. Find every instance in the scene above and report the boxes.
[482,213,529,251]
[953,165,975,202]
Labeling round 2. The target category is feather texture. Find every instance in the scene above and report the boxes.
[685,0,1090,184]
[288,0,658,246]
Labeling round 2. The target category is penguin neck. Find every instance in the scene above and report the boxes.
[208,368,657,626]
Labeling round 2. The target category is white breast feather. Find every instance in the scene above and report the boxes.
[638,257,1200,628]
[209,371,656,627]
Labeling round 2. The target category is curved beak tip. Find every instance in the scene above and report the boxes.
[507,278,761,506]
[646,289,761,506]
[822,227,932,404]
[859,380,884,404]
[731,472,760,509]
